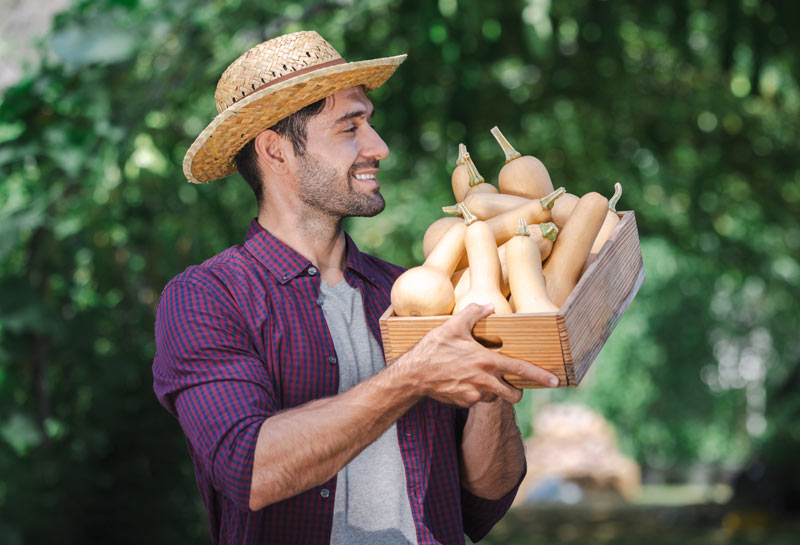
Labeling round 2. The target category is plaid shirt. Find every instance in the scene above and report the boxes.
[153,219,521,544]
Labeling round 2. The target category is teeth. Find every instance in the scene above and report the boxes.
[354,173,376,180]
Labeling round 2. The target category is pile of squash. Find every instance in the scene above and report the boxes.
[390,127,623,317]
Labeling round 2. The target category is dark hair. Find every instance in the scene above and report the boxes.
[234,98,327,205]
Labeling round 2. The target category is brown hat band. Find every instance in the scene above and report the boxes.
[232,58,348,105]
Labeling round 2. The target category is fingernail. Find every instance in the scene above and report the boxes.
[549,377,559,387]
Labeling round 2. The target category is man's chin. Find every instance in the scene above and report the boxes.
[346,193,385,218]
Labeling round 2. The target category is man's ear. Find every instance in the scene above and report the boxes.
[254,130,292,176]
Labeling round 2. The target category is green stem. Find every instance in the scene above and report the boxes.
[458,202,478,225]
[456,143,468,166]
[539,187,566,210]
[608,182,623,212]
[514,218,530,237]
[539,222,559,242]
[490,126,521,163]
[442,204,461,216]
[464,154,485,187]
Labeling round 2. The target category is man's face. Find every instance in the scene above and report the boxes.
[291,86,390,218]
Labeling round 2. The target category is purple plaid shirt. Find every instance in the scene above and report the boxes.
[153,218,521,544]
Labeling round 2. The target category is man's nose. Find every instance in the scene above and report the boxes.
[361,123,390,160]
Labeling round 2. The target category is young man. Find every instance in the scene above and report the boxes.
[153,31,559,545]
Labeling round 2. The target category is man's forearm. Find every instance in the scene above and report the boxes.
[459,400,525,500]
[249,361,420,510]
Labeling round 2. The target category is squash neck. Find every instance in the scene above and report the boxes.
[425,223,466,275]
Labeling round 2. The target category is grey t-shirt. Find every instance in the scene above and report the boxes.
[319,279,418,545]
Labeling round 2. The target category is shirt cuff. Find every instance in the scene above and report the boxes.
[460,457,526,542]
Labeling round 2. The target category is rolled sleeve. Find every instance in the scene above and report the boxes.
[153,277,276,511]
[460,458,526,542]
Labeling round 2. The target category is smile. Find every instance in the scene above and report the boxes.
[354,173,377,181]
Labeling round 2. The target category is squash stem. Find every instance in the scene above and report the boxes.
[514,218,530,237]
[490,126,522,163]
[441,204,461,216]
[608,182,623,212]
[458,202,478,225]
[539,186,566,210]
[539,222,559,242]
[464,154,485,187]
[456,143,468,166]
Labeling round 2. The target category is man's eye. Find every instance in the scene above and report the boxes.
[344,126,357,133]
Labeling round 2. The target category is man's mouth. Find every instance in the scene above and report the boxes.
[353,173,377,181]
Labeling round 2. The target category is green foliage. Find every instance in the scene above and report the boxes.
[1,0,799,542]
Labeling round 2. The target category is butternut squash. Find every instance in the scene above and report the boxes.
[449,188,562,270]
[430,188,563,270]
[543,192,609,307]
[422,216,462,259]
[506,219,559,313]
[490,126,554,198]
[485,187,564,246]
[452,204,512,315]
[590,182,623,255]
[454,241,509,303]
[450,143,469,202]
[582,183,623,275]
[454,222,558,303]
[442,193,530,220]
[391,219,467,316]
[550,192,579,229]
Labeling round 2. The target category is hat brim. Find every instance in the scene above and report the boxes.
[183,54,407,184]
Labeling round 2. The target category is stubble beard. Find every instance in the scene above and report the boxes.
[296,152,386,219]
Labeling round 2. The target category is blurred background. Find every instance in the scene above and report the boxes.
[1,0,799,543]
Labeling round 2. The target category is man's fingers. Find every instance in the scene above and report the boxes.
[491,377,524,404]
[449,303,494,334]
[493,355,560,388]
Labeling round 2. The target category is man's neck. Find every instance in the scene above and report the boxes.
[257,202,347,286]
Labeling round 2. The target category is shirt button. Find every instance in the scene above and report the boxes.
[316,296,324,306]
[281,274,289,282]
[320,488,330,498]
[328,355,337,365]
[308,266,318,276]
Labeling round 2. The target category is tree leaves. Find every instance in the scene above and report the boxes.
[1,0,799,541]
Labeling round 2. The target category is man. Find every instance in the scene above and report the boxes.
[153,30,559,545]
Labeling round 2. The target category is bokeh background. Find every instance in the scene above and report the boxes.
[1,0,799,543]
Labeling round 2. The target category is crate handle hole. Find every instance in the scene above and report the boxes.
[474,334,503,350]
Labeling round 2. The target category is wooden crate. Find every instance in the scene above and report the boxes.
[379,210,645,388]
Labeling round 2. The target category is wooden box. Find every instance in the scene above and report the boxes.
[379,211,645,388]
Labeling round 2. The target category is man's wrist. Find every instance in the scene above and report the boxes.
[360,353,425,413]
[384,342,429,400]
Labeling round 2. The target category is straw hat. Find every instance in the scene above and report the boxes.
[183,30,407,184]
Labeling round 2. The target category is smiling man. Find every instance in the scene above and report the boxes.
[152,31,559,545]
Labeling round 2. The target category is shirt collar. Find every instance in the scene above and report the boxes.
[243,218,378,287]
[342,231,378,287]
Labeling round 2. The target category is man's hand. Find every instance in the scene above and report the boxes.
[394,303,559,407]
